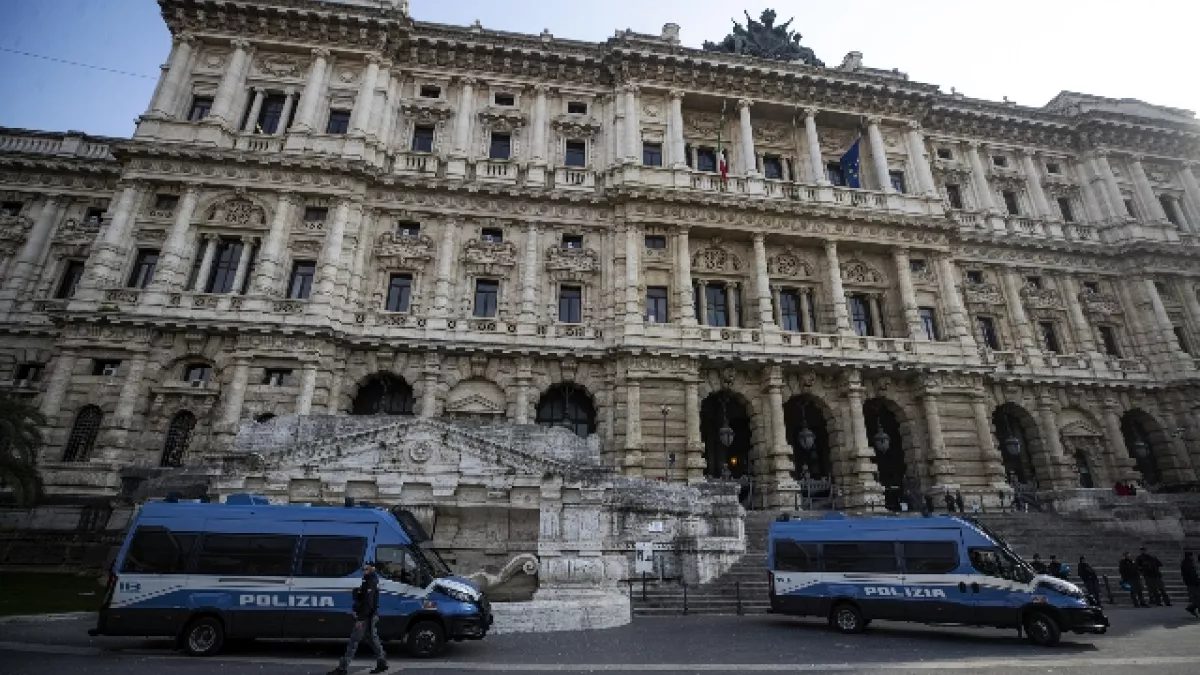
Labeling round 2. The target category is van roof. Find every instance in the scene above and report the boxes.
[768,514,996,545]
[138,499,397,524]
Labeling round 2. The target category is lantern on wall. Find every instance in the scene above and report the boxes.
[793,403,816,453]
[718,393,735,448]
[871,416,891,454]
[1001,413,1022,457]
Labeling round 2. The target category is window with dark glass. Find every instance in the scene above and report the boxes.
[287,260,315,299]
[1058,197,1075,223]
[965,270,984,284]
[256,94,287,134]
[558,285,582,323]
[1161,196,1179,225]
[696,147,717,173]
[1124,199,1137,218]
[889,170,907,193]
[183,363,212,383]
[704,283,729,327]
[1099,326,1121,357]
[992,155,1008,168]
[977,316,1000,349]
[1155,281,1171,299]
[55,260,85,298]
[494,92,515,106]
[1082,281,1099,294]
[919,307,940,341]
[936,147,953,160]
[204,238,244,293]
[1002,190,1020,215]
[127,249,159,289]
[194,533,298,576]
[945,184,964,209]
[823,542,899,573]
[646,286,668,324]
[304,206,328,223]
[84,206,104,224]
[561,234,583,249]
[297,536,367,578]
[385,273,412,312]
[902,541,958,574]
[779,289,801,332]
[262,369,293,386]
[774,539,819,572]
[763,155,783,180]
[826,162,845,186]
[14,363,43,382]
[564,140,586,167]
[92,360,121,376]
[644,235,667,249]
[1039,322,1060,353]
[1045,162,1061,174]
[325,109,350,134]
[154,193,179,212]
[187,95,213,122]
[642,141,663,167]
[909,259,927,274]
[1175,326,1191,354]
[419,85,441,98]
[489,132,511,160]
[160,410,196,467]
[62,405,102,462]
[481,227,503,243]
[567,101,587,114]
[1025,276,1042,289]
[474,279,498,317]
[121,528,196,574]
[397,221,420,237]
[411,125,434,152]
[849,294,873,337]
[1,200,23,216]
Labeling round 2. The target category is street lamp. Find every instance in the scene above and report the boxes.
[871,416,890,454]
[660,404,672,481]
[1001,412,1022,458]
[1130,436,1149,459]
[793,403,816,453]
[718,393,735,449]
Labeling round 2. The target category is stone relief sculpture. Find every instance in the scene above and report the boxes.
[702,9,824,66]
[466,553,539,593]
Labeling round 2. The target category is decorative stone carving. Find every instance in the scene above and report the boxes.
[374,231,435,265]
[400,98,454,124]
[478,106,527,131]
[0,215,32,242]
[1020,286,1064,310]
[685,113,724,138]
[545,246,599,274]
[841,259,884,285]
[702,9,824,66]
[209,198,266,227]
[964,281,1004,305]
[691,239,743,273]
[550,114,602,138]
[462,238,519,269]
[768,250,812,278]
[53,217,100,244]
[1079,291,1122,315]
[256,53,307,78]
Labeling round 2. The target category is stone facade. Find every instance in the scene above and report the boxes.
[2,0,1200,520]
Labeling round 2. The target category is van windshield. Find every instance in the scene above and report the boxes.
[969,547,1034,583]
[375,543,451,585]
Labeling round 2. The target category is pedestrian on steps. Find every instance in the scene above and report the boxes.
[1078,556,1102,605]
[1182,551,1200,618]
[1048,555,1067,579]
[329,562,389,675]
[1120,551,1148,608]
[1137,546,1171,607]
[1030,553,1047,575]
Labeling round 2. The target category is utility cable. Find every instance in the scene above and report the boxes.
[0,46,155,79]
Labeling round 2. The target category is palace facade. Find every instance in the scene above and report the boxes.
[3,0,1200,511]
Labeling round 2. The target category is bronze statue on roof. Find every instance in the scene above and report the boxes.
[702,9,824,66]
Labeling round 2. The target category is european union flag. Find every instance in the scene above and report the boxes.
[840,138,862,189]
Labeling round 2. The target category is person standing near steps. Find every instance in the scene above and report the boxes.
[1120,551,1148,608]
[1078,556,1102,606]
[1181,551,1200,618]
[329,562,389,675]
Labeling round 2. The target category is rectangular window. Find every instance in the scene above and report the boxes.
[849,294,873,337]
[187,95,213,122]
[763,156,783,180]
[1025,276,1042,290]
[474,279,499,317]
[256,94,287,134]
[561,234,583,249]
[567,101,587,114]
[646,286,669,324]
[303,206,328,223]
[297,535,367,578]
[205,238,244,294]
[1099,326,1121,357]
[965,270,984,284]
[92,359,121,376]
[889,170,907,193]
[773,539,819,572]
[642,142,663,167]
[419,84,441,99]
[909,259,927,275]
[489,133,511,160]
[1082,281,1099,294]
[936,147,953,160]
[1057,197,1075,223]
[194,533,298,577]
[84,206,104,224]
[644,235,667,249]
[494,92,515,106]
[1039,321,1060,353]
[120,528,197,574]
[1046,162,1061,174]
[823,541,898,573]
[396,221,421,237]
[154,194,179,212]
[1175,326,1191,354]
[945,184,963,209]
[481,227,503,243]
[704,283,729,327]
[826,162,846,187]
[1124,198,1137,218]
[1161,196,1179,225]
[558,285,582,324]
[325,110,350,135]
[55,260,85,299]
[918,307,940,341]
[696,147,717,173]
[287,260,315,300]
[14,363,43,382]
[977,316,1000,349]
[992,155,1008,168]
[779,289,801,332]
[384,273,412,312]
[564,140,587,167]
[184,363,212,383]
[411,125,435,153]
[127,249,160,289]
[901,541,958,574]
[1002,190,1020,215]
[1,200,23,216]
[262,369,293,386]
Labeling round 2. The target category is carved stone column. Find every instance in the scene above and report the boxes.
[249,193,294,296]
[242,87,265,133]
[277,88,297,135]
[920,381,953,486]
[432,222,456,317]
[313,201,351,306]
[514,358,533,424]
[1095,153,1127,220]
[366,65,390,141]
[296,364,318,415]
[802,108,828,185]
[151,187,200,293]
[970,393,1008,489]
[1102,399,1139,482]
[624,85,641,163]
[623,378,643,476]
[39,350,77,419]
[668,90,686,168]
[752,233,774,329]
[207,39,253,129]
[1144,278,1187,358]
[348,55,381,136]
[221,357,251,428]
[1001,269,1038,356]
[904,121,937,197]
[676,227,696,325]
[893,248,925,340]
[1062,276,1099,355]
[1021,150,1052,218]
[229,235,256,295]
[1176,161,1200,231]
[451,77,476,157]
[685,380,703,480]
[530,84,549,165]
[1130,155,1169,223]
[823,241,851,335]
[865,116,892,192]
[191,234,218,292]
[148,33,195,118]
[113,352,148,427]
[1036,395,1068,487]
[519,223,540,323]
[967,142,997,211]
[842,370,883,508]
[766,366,791,479]
[737,99,757,176]
[0,195,62,308]
[727,282,740,328]
[1076,158,1107,223]
[623,224,643,332]
[290,48,329,133]
[419,353,440,418]
[79,183,144,298]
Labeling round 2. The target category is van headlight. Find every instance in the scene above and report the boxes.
[437,585,476,603]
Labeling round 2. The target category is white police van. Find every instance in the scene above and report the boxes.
[767,513,1108,646]
[90,494,492,657]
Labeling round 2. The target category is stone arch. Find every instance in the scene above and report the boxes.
[863,397,911,511]
[993,402,1044,486]
[62,405,103,462]
[700,388,755,480]
[351,373,415,416]
[160,410,197,467]
[1121,408,1169,487]
[1058,408,1106,488]
[444,377,507,419]
[535,383,596,438]
[783,393,837,480]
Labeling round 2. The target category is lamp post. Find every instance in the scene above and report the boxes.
[871,415,890,454]
[660,404,672,481]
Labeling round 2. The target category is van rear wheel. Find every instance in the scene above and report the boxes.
[1023,611,1061,647]
[182,616,225,657]
[830,603,865,634]
[405,619,446,658]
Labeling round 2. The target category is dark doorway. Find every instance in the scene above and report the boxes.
[701,391,752,479]
[784,395,831,479]
[993,403,1039,485]
[864,398,904,511]
[351,374,415,415]
[1120,410,1162,486]
[535,384,596,438]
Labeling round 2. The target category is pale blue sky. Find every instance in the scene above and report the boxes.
[0,0,1196,138]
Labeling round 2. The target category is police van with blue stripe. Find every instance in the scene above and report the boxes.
[767,513,1108,646]
[90,494,492,657]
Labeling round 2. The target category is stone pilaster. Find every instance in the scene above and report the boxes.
[296,364,317,415]
[1176,161,1200,231]
[289,48,329,134]
[1021,150,1052,218]
[970,394,1009,489]
[221,357,251,429]
[250,192,294,296]
[1095,152,1127,221]
[1102,399,1140,482]
[623,224,643,334]
[76,183,144,300]
[39,351,76,420]
[348,55,381,136]
[623,85,641,163]
[737,99,756,176]
[823,240,851,335]
[802,108,828,185]
[150,186,200,293]
[519,222,540,324]
[684,380,703,481]
[676,228,695,326]
[893,248,924,340]
[312,201,351,307]
[865,116,892,192]
[752,233,774,329]
[623,378,643,476]
[207,39,253,130]
[841,370,884,509]
[448,77,476,176]
[229,235,256,294]
[667,90,685,168]
[1061,276,1099,356]
[967,142,997,212]
[191,234,218,292]
[919,379,953,487]
[514,358,533,424]
[147,33,195,118]
[242,87,265,133]
[1001,269,1039,360]
[277,88,297,135]
[904,121,936,197]
[431,221,456,318]
[0,194,62,313]
[1129,155,1169,223]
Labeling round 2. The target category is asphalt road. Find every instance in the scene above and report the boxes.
[1,607,1198,674]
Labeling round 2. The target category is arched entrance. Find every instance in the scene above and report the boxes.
[535,383,596,438]
[1121,409,1165,487]
[992,403,1041,486]
[864,398,904,511]
[351,374,415,415]
[783,395,832,479]
[700,390,752,479]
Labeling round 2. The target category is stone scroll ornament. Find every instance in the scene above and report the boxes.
[466,553,539,591]
[702,9,825,66]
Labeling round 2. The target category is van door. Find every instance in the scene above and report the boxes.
[282,522,374,639]
[191,520,300,639]
[967,547,1029,628]
[900,540,969,623]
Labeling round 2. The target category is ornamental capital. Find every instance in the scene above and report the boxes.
[737,98,753,110]
[533,83,551,95]
[364,54,382,65]
[310,47,331,59]
[865,114,883,126]
[905,120,922,131]
[458,76,478,87]
[175,32,197,46]
[802,106,819,118]
[668,89,685,101]
[230,38,253,51]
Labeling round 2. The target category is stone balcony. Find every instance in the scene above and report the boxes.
[393,151,441,178]
[950,209,1100,244]
[474,159,520,185]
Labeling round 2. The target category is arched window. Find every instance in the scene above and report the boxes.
[160,410,197,467]
[535,384,596,438]
[351,374,415,415]
[62,405,103,462]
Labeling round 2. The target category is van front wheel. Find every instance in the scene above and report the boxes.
[181,616,225,657]
[1023,611,1061,647]
[406,619,446,658]
[830,603,865,634]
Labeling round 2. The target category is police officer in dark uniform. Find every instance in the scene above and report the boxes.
[1120,551,1148,608]
[1078,556,1102,605]
[1137,546,1170,607]
[329,562,389,675]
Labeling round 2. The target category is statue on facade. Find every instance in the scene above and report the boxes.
[702,9,824,66]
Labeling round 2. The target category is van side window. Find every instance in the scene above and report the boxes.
[297,536,367,577]
[774,539,819,572]
[901,541,959,574]
[969,547,1033,583]
[376,544,428,587]
[121,528,196,574]
[194,534,298,576]
[823,542,898,573]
